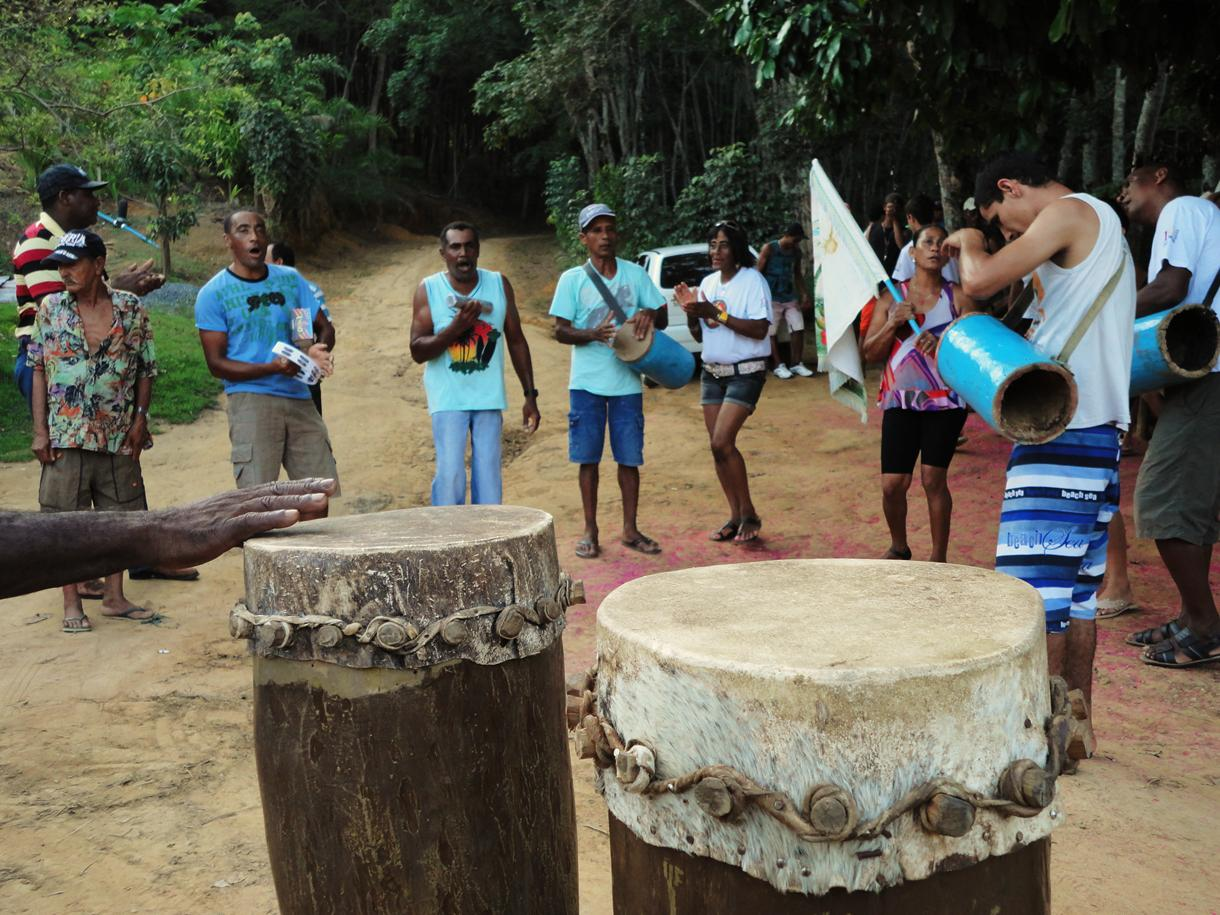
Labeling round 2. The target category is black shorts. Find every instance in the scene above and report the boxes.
[880,408,967,474]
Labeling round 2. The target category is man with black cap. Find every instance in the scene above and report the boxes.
[27,230,160,632]
[12,165,165,408]
[756,222,813,378]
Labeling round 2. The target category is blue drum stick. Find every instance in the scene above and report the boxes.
[882,277,922,335]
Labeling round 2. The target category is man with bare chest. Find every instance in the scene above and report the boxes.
[27,230,159,632]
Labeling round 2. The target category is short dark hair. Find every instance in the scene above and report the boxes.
[440,221,479,246]
[884,192,905,209]
[708,221,756,269]
[905,193,936,225]
[1129,153,1186,189]
[973,152,1055,209]
[223,209,264,233]
[268,240,295,266]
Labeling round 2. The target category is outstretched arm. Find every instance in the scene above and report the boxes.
[502,278,540,432]
[0,479,335,599]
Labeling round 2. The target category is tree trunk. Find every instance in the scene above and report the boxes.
[1058,95,1081,185]
[1132,62,1169,166]
[1203,154,1218,193]
[367,51,387,153]
[1110,67,1127,184]
[930,129,963,232]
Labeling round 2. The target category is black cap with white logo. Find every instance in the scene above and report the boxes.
[36,164,108,201]
[44,230,108,265]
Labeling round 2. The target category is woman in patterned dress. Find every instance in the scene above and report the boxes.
[863,224,977,562]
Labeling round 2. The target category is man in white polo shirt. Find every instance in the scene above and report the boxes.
[1117,157,1220,669]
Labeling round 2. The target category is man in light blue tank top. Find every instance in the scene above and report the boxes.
[410,222,539,505]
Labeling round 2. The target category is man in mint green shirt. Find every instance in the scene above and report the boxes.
[550,203,666,559]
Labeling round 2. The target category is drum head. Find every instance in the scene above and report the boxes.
[612,322,653,363]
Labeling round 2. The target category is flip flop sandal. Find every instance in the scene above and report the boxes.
[1096,597,1139,620]
[1125,618,1183,647]
[883,546,913,560]
[709,520,740,542]
[1141,626,1220,668]
[62,613,93,634]
[734,516,763,543]
[621,535,662,555]
[575,539,600,559]
[106,606,159,622]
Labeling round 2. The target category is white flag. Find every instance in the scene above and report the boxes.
[809,159,888,421]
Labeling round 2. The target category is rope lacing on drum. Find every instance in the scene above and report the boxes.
[567,669,1071,842]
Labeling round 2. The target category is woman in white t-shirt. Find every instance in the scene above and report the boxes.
[674,221,772,543]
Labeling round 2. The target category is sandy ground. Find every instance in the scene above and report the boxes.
[0,231,1217,914]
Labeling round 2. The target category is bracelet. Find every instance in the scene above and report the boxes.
[135,406,149,416]
[524,388,539,398]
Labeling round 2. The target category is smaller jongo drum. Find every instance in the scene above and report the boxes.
[937,312,1077,444]
[1129,302,1220,395]
[574,559,1069,913]
[613,322,696,389]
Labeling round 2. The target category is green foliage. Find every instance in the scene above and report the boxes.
[544,157,587,263]
[673,144,785,246]
[0,304,220,463]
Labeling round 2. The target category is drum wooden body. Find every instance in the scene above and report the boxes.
[235,507,579,915]
[1130,302,1220,395]
[587,559,1062,913]
[937,313,1077,444]
[612,323,696,388]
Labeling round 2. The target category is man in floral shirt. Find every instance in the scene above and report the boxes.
[27,230,158,632]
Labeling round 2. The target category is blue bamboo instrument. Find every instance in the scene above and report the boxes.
[1130,303,1220,396]
[97,211,158,248]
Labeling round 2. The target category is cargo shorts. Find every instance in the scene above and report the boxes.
[226,392,340,492]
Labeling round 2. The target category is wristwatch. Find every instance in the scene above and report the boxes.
[524,387,539,398]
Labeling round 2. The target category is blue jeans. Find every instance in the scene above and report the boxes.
[13,337,33,414]
[568,389,644,466]
[431,410,503,506]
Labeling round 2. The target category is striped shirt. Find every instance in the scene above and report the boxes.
[11,212,67,338]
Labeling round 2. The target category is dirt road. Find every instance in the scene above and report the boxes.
[0,231,1215,914]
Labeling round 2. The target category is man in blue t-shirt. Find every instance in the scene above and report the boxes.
[195,210,339,497]
[549,203,666,559]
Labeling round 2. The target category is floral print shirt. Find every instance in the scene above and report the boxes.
[26,288,157,452]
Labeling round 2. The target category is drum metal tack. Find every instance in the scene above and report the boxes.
[441,618,470,646]
[495,607,526,640]
[373,620,411,650]
[315,625,344,649]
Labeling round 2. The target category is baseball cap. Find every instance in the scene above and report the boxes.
[44,230,107,265]
[783,222,807,239]
[36,164,107,201]
[578,203,616,231]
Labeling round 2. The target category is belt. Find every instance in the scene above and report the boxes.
[704,359,767,379]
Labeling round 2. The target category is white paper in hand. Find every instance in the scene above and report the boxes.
[271,341,322,385]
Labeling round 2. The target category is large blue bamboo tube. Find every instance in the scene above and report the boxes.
[1130,303,1220,395]
[937,313,1077,445]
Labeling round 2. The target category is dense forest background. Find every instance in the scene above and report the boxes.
[1,0,1215,268]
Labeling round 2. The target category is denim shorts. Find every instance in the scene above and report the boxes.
[700,369,766,412]
[568,389,644,466]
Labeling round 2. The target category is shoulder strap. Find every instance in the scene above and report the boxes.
[582,261,628,324]
[1202,265,1220,309]
[1056,257,1126,363]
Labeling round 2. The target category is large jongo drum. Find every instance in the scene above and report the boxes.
[573,559,1068,913]
[937,312,1077,444]
[1130,302,1220,395]
[231,507,580,915]
[613,322,697,388]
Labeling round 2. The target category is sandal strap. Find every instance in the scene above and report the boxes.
[1170,627,1220,661]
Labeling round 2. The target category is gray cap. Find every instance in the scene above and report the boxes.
[578,203,616,231]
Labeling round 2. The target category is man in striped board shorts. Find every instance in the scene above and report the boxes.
[944,152,1136,756]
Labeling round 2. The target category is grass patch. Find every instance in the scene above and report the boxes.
[0,303,220,462]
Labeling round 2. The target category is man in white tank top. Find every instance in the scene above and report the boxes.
[1115,158,1220,668]
[943,152,1137,734]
